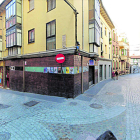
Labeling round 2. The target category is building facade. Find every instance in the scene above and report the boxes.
[118,33,130,75]
[0,0,102,98]
[97,1,114,82]
[112,29,121,74]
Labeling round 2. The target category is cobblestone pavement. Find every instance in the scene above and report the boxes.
[0,74,139,139]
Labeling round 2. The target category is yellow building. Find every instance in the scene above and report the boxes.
[98,0,115,82]
[0,0,102,98]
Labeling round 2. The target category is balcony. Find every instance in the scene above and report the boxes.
[6,25,21,48]
[121,55,127,60]
[113,54,116,58]
[116,54,119,58]
[119,41,129,49]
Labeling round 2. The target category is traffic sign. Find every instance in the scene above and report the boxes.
[55,54,65,63]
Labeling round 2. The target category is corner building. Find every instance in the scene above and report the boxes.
[0,0,102,98]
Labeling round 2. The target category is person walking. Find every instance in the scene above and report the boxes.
[115,71,118,80]
[112,71,115,80]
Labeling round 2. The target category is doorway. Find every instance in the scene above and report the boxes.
[89,66,95,86]
[6,67,10,88]
[99,65,103,81]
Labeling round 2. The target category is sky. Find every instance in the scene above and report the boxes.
[0,0,139,55]
[103,0,140,56]
[0,0,3,4]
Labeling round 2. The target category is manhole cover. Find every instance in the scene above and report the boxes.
[69,102,77,106]
[89,103,102,109]
[0,104,11,109]
[0,132,11,140]
[84,94,95,98]
[24,101,39,107]
[106,92,116,95]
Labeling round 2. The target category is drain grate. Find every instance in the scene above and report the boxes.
[69,102,77,106]
[24,101,39,107]
[0,132,11,140]
[0,104,11,109]
[89,103,102,109]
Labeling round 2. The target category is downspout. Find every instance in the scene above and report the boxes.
[64,0,84,94]
[64,0,79,46]
[22,0,25,92]
[1,15,5,88]
[22,0,24,55]
[82,0,84,50]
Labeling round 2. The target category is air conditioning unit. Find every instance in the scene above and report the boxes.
[11,66,15,70]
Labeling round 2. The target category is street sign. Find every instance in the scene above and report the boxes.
[55,54,65,63]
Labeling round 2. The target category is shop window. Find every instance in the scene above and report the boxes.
[29,0,34,11]
[46,20,56,50]
[47,0,56,12]
[28,29,35,43]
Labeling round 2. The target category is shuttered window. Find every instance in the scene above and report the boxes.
[47,0,56,12]
[29,0,34,11]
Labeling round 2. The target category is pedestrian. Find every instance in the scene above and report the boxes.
[115,71,118,80]
[112,71,115,80]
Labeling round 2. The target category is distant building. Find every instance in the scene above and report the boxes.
[118,33,130,75]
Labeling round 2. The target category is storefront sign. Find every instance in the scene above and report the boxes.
[89,59,94,65]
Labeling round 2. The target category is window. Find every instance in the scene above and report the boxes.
[101,27,102,38]
[47,0,56,12]
[116,47,118,55]
[46,20,56,50]
[6,0,16,20]
[113,46,115,55]
[104,65,106,79]
[105,28,106,36]
[109,65,110,77]
[105,45,107,53]
[28,29,35,43]
[29,0,34,11]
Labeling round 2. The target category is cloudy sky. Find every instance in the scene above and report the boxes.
[103,0,140,56]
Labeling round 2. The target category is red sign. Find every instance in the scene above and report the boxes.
[55,54,65,63]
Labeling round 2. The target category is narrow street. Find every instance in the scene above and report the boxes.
[0,74,139,139]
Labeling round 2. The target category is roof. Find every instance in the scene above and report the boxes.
[0,0,12,14]
[130,56,140,59]
[100,0,115,29]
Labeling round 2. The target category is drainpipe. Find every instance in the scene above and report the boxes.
[82,0,84,50]
[64,0,83,94]
[22,0,25,92]
[64,0,79,46]
[1,15,5,88]
[22,0,24,55]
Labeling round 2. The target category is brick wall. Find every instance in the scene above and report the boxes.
[10,70,23,91]
[5,55,90,98]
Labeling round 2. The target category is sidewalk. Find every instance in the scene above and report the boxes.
[0,77,128,140]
